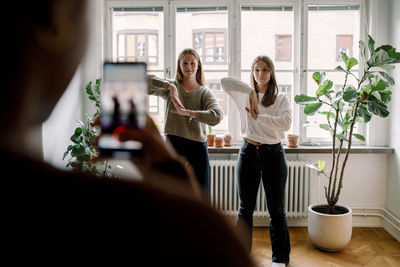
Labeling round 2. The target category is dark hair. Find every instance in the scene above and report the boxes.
[250,55,279,107]
[175,48,205,85]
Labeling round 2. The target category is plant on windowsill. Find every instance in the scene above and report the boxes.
[223,132,232,147]
[295,35,400,251]
[206,125,216,147]
[63,79,113,178]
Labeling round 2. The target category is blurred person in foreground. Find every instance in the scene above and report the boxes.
[0,1,255,266]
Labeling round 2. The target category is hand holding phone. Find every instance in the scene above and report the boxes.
[99,62,147,157]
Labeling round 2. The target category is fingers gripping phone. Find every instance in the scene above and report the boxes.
[99,62,147,157]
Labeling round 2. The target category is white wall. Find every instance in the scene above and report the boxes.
[43,0,103,169]
[386,0,400,221]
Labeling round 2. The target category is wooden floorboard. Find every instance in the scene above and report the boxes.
[251,227,400,267]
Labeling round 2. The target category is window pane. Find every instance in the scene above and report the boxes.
[176,7,229,135]
[241,6,294,71]
[112,7,164,130]
[308,5,360,70]
[307,5,361,142]
[276,35,292,61]
[241,6,295,134]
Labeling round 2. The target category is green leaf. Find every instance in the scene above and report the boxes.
[71,133,83,144]
[320,111,336,121]
[95,79,101,95]
[304,102,323,115]
[312,72,325,85]
[371,91,382,102]
[294,94,318,104]
[319,124,331,132]
[353,133,366,141]
[341,51,349,62]
[317,160,326,172]
[358,104,372,123]
[367,100,389,117]
[371,77,387,91]
[335,65,350,74]
[316,80,333,97]
[379,71,395,86]
[343,86,358,102]
[74,127,83,135]
[85,81,93,96]
[359,40,366,58]
[378,90,392,104]
[345,57,358,71]
[368,35,375,55]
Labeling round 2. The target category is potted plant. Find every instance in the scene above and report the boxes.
[223,132,232,147]
[63,79,113,177]
[286,133,299,148]
[214,135,223,148]
[295,35,400,251]
[206,125,216,147]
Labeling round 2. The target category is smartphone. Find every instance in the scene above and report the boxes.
[99,62,147,157]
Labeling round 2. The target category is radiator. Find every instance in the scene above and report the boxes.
[209,160,310,218]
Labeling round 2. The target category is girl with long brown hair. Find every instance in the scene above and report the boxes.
[221,55,292,267]
[148,48,223,194]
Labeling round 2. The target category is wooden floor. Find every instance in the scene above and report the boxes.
[251,227,400,267]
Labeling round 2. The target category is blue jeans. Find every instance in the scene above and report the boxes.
[236,140,290,264]
[166,135,210,191]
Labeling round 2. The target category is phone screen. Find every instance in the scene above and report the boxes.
[99,62,147,157]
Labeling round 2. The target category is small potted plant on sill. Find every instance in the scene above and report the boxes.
[294,35,400,251]
[206,125,216,147]
[214,135,223,148]
[223,132,232,147]
[287,133,299,148]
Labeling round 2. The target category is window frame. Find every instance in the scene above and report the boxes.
[104,0,367,146]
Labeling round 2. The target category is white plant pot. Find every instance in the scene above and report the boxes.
[308,203,352,251]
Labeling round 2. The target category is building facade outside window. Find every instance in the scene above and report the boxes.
[193,29,227,64]
[336,34,353,61]
[275,35,292,61]
[117,30,158,64]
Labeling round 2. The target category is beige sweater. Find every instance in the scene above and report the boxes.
[148,76,223,142]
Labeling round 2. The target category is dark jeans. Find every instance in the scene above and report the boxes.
[166,135,210,191]
[236,140,290,264]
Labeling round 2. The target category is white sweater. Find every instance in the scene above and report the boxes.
[220,77,292,144]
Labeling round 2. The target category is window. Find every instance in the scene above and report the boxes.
[111,6,165,130]
[279,84,292,107]
[276,35,292,61]
[147,95,159,114]
[106,1,364,145]
[176,6,228,135]
[306,4,361,142]
[206,80,227,115]
[117,30,158,64]
[336,35,353,61]
[193,30,227,64]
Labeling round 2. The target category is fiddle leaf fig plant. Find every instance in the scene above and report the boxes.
[63,79,113,177]
[295,35,400,214]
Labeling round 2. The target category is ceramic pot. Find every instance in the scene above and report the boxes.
[287,134,299,147]
[207,134,216,147]
[223,136,232,147]
[215,137,223,148]
[308,204,352,251]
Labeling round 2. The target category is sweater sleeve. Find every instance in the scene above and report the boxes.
[257,94,292,131]
[195,88,224,126]
[147,75,171,100]
[220,77,251,112]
